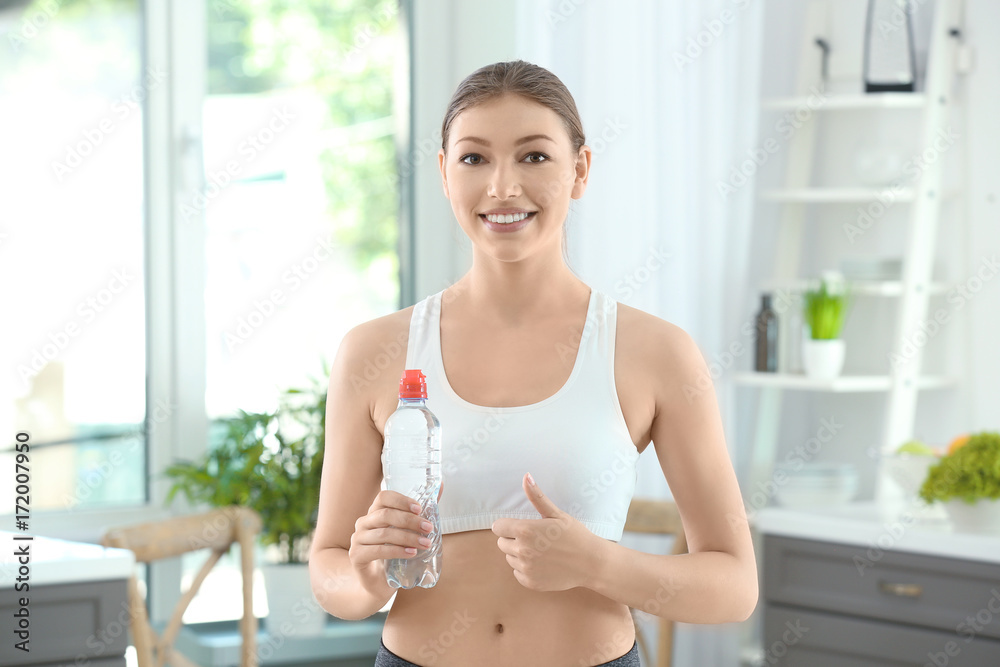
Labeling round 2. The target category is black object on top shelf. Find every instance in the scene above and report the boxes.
[863,0,917,93]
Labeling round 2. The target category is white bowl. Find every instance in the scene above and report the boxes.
[944,498,1000,533]
[882,453,937,500]
[774,483,858,507]
[773,463,859,507]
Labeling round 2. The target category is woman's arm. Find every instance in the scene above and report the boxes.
[308,319,402,621]
[584,321,758,623]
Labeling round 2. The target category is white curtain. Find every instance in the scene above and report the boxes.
[515,1,764,664]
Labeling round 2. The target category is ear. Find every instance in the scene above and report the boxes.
[438,149,450,199]
[570,145,592,200]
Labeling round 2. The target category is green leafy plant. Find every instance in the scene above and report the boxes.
[803,273,851,340]
[919,431,1000,504]
[164,366,328,564]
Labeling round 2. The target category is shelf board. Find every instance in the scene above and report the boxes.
[760,187,916,203]
[761,93,927,110]
[758,279,950,296]
[733,373,956,392]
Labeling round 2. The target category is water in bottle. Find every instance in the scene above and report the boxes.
[381,369,442,589]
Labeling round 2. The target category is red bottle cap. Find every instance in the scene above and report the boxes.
[399,369,427,399]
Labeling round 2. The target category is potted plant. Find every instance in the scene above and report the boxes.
[163,366,328,635]
[919,431,1000,532]
[801,271,851,379]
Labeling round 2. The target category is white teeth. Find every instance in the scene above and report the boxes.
[485,212,531,224]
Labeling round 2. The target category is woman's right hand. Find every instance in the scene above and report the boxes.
[349,490,432,574]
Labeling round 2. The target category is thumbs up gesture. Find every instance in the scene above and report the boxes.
[491,473,602,592]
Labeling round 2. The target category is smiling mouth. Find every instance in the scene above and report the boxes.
[479,211,537,224]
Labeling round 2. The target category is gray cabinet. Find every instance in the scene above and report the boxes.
[0,578,129,667]
[763,535,1000,666]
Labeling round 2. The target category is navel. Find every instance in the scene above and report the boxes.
[495,623,504,634]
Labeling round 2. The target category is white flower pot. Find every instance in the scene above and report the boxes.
[943,498,1000,533]
[802,338,845,379]
[261,562,328,636]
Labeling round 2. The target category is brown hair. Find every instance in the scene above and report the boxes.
[440,60,586,268]
[440,60,586,156]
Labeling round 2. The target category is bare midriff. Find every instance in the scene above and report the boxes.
[381,528,636,667]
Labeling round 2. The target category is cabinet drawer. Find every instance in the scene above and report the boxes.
[765,604,1000,666]
[0,578,129,666]
[764,535,1000,640]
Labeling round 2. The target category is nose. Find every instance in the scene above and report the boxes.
[487,162,521,199]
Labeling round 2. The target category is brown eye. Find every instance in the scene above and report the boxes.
[524,152,549,164]
[460,154,483,165]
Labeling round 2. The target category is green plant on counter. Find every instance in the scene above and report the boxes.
[919,431,1000,504]
[163,365,328,564]
[803,272,851,340]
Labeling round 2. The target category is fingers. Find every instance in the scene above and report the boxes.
[350,490,433,566]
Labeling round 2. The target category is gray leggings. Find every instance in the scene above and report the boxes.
[375,637,641,666]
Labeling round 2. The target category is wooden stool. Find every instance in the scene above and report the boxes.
[101,506,262,667]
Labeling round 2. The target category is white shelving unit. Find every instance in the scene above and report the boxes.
[741,0,969,501]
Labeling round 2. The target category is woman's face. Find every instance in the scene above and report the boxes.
[438,94,590,263]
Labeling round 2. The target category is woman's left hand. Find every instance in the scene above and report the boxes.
[491,473,603,592]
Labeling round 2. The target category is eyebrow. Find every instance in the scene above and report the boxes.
[455,134,556,147]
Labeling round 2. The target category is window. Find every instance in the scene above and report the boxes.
[0,0,147,514]
[186,0,404,623]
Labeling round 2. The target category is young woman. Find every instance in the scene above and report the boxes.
[309,60,757,667]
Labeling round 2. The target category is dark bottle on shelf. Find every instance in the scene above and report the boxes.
[754,293,778,372]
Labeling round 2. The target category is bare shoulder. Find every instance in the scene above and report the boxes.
[338,305,414,367]
[614,302,710,404]
[331,305,415,432]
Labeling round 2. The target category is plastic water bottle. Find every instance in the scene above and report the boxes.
[381,369,442,589]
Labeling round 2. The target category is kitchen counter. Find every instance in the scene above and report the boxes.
[0,530,135,585]
[752,500,1000,565]
[0,531,134,667]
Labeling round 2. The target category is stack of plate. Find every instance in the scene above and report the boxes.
[839,257,903,281]
[773,463,859,507]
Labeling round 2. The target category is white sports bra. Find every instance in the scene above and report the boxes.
[403,287,640,542]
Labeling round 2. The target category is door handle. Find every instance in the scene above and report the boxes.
[878,581,923,598]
